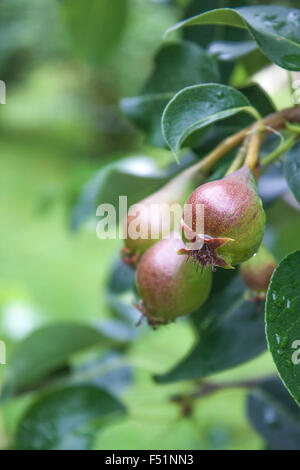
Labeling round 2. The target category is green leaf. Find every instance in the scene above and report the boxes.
[190,83,275,159]
[208,40,257,62]
[142,41,219,94]
[162,84,251,159]
[32,350,133,398]
[166,6,300,71]
[69,352,133,397]
[2,323,125,398]
[60,0,128,64]
[182,0,249,50]
[15,385,124,450]
[156,274,267,383]
[120,40,220,147]
[247,377,300,450]
[284,139,300,204]
[266,251,300,406]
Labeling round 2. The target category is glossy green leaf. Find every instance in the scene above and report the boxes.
[166,6,300,71]
[208,40,257,62]
[120,40,220,147]
[2,323,125,398]
[60,0,128,64]
[162,84,251,159]
[156,274,267,383]
[284,139,300,204]
[191,83,275,158]
[266,251,300,406]
[16,385,124,450]
[247,377,300,449]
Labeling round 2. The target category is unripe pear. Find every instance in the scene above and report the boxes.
[122,170,200,266]
[240,244,276,293]
[180,166,266,269]
[135,236,212,326]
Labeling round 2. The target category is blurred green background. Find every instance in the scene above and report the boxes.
[0,0,299,450]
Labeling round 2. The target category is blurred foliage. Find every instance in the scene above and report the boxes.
[60,0,129,65]
[0,0,62,83]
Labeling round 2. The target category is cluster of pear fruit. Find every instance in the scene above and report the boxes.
[122,166,276,327]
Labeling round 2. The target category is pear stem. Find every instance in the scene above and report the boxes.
[244,126,265,171]
[179,105,300,180]
[225,150,245,176]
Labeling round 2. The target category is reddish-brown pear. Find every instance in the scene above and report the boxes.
[180,166,266,269]
[135,235,212,326]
